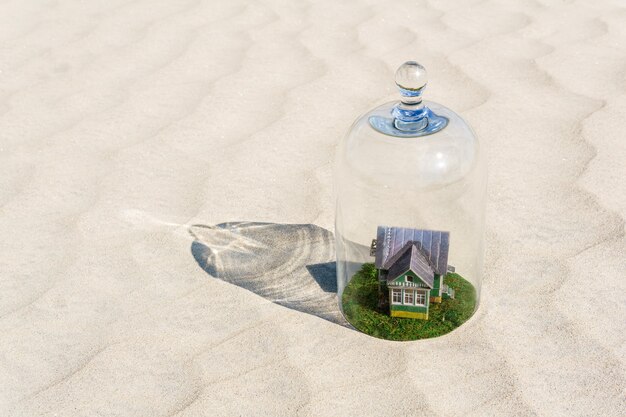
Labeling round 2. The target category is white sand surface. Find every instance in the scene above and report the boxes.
[1,0,625,416]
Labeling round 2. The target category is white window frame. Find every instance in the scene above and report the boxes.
[415,290,426,306]
[404,289,414,305]
[391,288,402,304]
[406,275,414,283]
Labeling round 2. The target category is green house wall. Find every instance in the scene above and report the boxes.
[433,274,440,290]
[392,270,431,289]
[390,303,429,314]
[385,269,449,317]
[388,283,431,313]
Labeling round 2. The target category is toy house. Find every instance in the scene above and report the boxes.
[371,226,455,319]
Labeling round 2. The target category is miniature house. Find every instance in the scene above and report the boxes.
[371,226,455,319]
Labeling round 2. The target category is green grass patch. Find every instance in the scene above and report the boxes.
[341,263,477,341]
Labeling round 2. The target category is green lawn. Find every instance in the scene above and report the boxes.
[341,263,477,341]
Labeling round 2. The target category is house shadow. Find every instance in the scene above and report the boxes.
[189,222,349,326]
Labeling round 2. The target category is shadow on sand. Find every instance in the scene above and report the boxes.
[189,222,348,326]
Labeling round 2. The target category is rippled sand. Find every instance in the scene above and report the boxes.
[0,0,625,416]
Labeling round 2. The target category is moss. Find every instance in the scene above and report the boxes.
[341,263,477,341]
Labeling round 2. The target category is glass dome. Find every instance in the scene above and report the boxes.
[334,61,486,341]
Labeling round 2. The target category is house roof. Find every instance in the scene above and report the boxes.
[386,242,435,288]
[375,226,450,276]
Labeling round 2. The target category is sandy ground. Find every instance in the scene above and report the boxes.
[1,0,625,416]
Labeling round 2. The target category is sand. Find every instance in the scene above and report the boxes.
[0,0,625,415]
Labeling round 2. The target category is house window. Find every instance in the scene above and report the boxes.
[392,289,402,304]
[406,275,414,283]
[415,291,426,306]
[404,290,414,305]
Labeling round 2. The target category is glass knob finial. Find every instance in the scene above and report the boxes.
[395,61,427,104]
[368,60,448,137]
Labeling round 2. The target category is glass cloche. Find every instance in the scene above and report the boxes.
[334,61,486,341]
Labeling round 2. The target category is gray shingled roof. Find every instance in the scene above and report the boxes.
[386,242,435,288]
[375,226,450,275]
